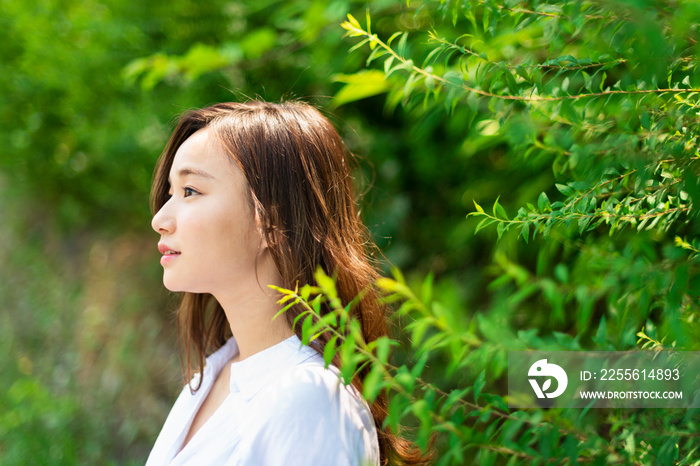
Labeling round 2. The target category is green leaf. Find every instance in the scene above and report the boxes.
[384,393,403,434]
[593,315,607,348]
[348,37,370,52]
[564,435,579,463]
[515,64,529,81]
[474,370,486,403]
[578,216,592,234]
[409,317,432,348]
[397,32,409,56]
[520,222,530,243]
[301,315,313,345]
[239,28,277,60]
[324,335,339,366]
[582,71,592,91]
[394,368,415,393]
[176,43,232,81]
[555,184,574,196]
[497,221,506,239]
[410,352,429,378]
[387,31,403,46]
[363,364,384,403]
[474,217,494,234]
[272,300,298,321]
[346,13,361,30]
[493,196,508,219]
[384,55,395,75]
[444,387,472,410]
[481,393,508,411]
[376,337,397,364]
[313,268,337,298]
[331,70,390,108]
[292,311,310,333]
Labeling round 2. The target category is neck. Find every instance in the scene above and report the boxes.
[214,270,294,362]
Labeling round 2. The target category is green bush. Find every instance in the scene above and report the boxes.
[296,1,700,463]
[4,0,700,463]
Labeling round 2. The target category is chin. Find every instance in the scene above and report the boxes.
[162,276,208,294]
[162,276,187,293]
[162,281,181,292]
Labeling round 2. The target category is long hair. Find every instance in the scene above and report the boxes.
[150,100,435,465]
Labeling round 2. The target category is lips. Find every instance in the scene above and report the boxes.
[158,243,181,255]
[158,243,180,267]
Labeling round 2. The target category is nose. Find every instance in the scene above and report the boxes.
[151,201,175,234]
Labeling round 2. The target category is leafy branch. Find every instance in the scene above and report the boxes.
[468,161,693,242]
[340,13,700,103]
[271,269,645,462]
[426,31,628,72]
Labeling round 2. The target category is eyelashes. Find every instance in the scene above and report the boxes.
[163,186,200,203]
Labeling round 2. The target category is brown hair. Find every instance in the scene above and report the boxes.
[150,100,435,465]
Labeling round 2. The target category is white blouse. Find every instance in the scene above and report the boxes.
[146,334,380,466]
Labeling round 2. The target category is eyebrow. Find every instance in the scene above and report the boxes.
[168,166,216,184]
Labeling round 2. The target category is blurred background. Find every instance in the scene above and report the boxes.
[2,0,699,463]
[1,0,486,463]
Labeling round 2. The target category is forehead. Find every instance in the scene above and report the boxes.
[169,128,233,179]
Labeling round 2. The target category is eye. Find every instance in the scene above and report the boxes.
[184,187,199,198]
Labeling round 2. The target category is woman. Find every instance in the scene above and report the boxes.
[146,100,432,465]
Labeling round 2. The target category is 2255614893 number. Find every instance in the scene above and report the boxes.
[600,368,680,381]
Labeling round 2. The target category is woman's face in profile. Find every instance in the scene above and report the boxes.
[151,128,261,296]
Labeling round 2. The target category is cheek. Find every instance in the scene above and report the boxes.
[197,202,260,261]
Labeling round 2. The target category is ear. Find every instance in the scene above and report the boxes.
[252,203,270,250]
[258,225,269,249]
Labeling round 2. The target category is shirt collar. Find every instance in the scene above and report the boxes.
[221,334,320,401]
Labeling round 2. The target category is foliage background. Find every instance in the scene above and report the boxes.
[1,0,699,464]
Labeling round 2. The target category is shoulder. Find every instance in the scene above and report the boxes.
[266,361,369,424]
[238,361,380,465]
[279,362,348,400]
